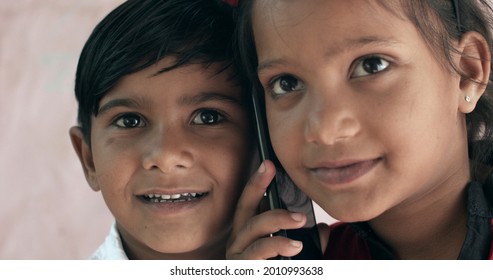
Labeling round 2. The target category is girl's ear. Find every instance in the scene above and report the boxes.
[69,126,100,192]
[457,31,491,114]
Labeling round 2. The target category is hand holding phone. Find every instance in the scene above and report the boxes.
[226,160,308,259]
[251,91,323,260]
[226,89,323,260]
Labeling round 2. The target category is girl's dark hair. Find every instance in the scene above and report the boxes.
[75,0,237,144]
[235,0,493,180]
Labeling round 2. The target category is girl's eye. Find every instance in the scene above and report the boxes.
[352,56,390,78]
[270,75,305,96]
[113,113,145,128]
[192,109,224,125]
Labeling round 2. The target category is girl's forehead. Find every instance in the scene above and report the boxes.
[251,0,433,75]
[252,0,407,27]
[252,0,411,45]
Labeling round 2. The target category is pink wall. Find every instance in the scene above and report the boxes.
[0,0,123,259]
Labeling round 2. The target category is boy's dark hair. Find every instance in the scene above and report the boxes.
[235,0,493,180]
[75,0,237,145]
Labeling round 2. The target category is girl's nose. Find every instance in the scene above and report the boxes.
[141,128,194,173]
[303,90,360,145]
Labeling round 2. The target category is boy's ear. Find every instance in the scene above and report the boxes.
[69,126,100,192]
[457,31,491,114]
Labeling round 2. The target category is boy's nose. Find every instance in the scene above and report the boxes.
[303,89,360,145]
[141,128,194,173]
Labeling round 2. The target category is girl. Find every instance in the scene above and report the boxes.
[227,0,493,259]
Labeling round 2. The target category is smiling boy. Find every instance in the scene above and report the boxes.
[69,0,255,259]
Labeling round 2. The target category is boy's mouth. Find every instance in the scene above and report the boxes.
[138,192,207,203]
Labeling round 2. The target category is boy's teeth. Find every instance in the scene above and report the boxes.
[143,192,204,202]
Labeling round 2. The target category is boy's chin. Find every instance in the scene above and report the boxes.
[148,236,226,259]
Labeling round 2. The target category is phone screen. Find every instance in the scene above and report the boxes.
[251,92,323,260]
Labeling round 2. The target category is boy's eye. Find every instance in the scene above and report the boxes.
[352,56,390,78]
[113,113,145,128]
[270,75,305,96]
[192,109,224,125]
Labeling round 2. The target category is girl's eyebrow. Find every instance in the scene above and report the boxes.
[257,36,400,74]
[324,36,400,59]
[257,59,290,75]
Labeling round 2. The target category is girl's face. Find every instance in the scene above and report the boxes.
[252,0,471,222]
[74,57,253,259]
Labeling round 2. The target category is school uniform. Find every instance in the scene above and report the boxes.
[90,222,128,260]
[323,177,493,259]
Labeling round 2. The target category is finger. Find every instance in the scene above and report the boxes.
[228,209,306,258]
[231,160,276,236]
[240,209,306,245]
[232,236,304,260]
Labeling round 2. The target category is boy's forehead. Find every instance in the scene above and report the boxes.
[153,58,240,87]
[144,57,220,76]
[114,57,236,87]
[97,59,243,113]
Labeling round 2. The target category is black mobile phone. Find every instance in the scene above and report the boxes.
[251,91,323,260]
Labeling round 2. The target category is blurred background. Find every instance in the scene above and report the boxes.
[0,0,123,259]
[0,0,334,259]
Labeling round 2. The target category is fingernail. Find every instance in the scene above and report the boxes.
[290,240,302,248]
[290,212,304,222]
[258,162,266,174]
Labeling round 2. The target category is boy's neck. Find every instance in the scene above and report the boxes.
[123,241,226,260]
[118,227,228,260]
[369,171,470,259]
[123,238,226,260]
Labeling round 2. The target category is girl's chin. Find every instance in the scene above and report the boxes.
[322,203,385,223]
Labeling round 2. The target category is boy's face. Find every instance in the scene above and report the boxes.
[252,0,474,222]
[71,58,253,259]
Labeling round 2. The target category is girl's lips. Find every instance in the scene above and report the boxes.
[309,158,381,185]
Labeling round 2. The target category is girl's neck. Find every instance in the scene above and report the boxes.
[369,170,470,259]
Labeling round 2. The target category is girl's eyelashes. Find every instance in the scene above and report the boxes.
[112,113,146,129]
[351,55,390,78]
[263,55,390,98]
[268,74,305,97]
[191,109,225,125]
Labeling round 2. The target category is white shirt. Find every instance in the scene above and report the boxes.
[90,222,128,260]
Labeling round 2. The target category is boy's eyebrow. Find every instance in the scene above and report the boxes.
[257,36,400,74]
[96,92,242,116]
[177,92,242,106]
[96,97,148,117]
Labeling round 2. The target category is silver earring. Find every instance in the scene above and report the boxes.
[465,96,472,103]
